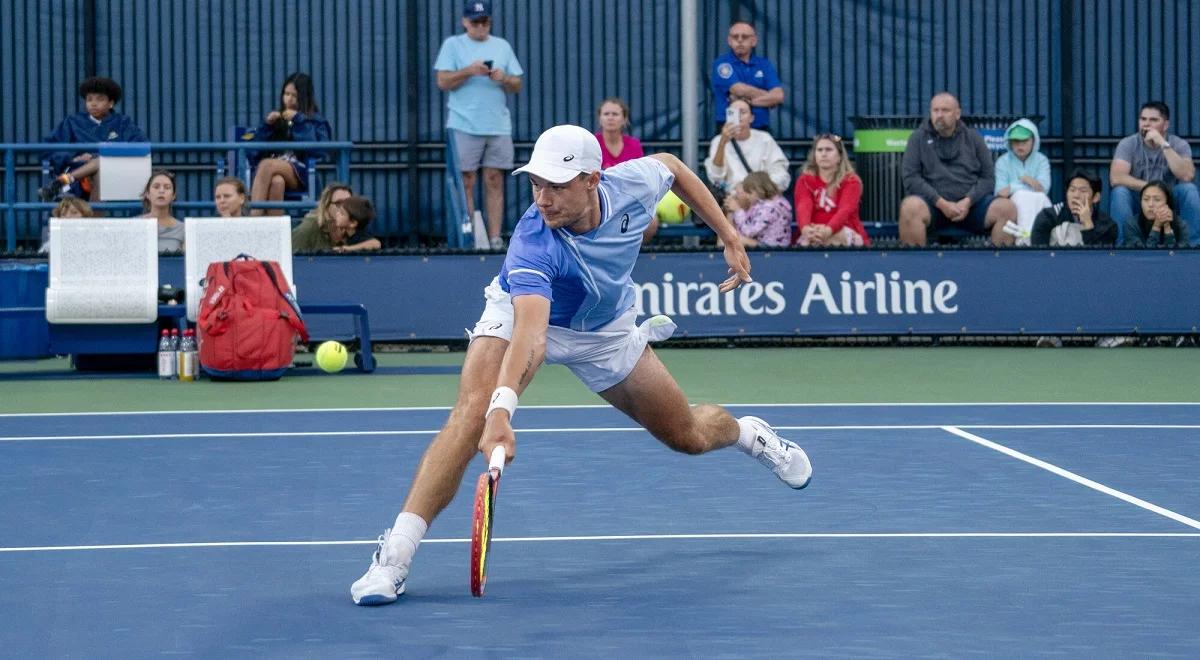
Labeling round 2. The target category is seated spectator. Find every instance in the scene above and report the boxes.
[39,76,148,201]
[1110,101,1198,246]
[297,183,382,252]
[243,72,332,216]
[39,197,99,254]
[213,177,248,218]
[292,195,377,252]
[595,97,644,168]
[721,171,792,248]
[898,92,1017,246]
[793,134,869,247]
[1127,181,1188,248]
[139,170,184,252]
[994,119,1051,245]
[704,99,789,195]
[594,97,657,243]
[1030,170,1118,247]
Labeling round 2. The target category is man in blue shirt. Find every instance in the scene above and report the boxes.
[434,0,524,249]
[351,125,813,606]
[710,21,784,131]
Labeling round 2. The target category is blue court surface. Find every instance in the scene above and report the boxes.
[1,403,1198,658]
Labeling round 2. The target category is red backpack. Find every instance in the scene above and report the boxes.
[197,255,309,380]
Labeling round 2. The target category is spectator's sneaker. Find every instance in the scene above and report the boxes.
[489,235,506,250]
[38,175,70,202]
[350,530,408,606]
[1035,336,1062,348]
[740,416,812,489]
[1096,336,1136,348]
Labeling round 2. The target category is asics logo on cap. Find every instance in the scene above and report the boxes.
[563,155,575,162]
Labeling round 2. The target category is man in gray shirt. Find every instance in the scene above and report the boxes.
[1110,101,1198,246]
[898,92,1018,246]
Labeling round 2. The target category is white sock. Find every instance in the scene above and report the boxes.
[386,512,428,568]
[734,417,759,455]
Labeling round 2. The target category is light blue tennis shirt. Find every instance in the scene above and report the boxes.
[500,158,674,331]
[433,33,524,136]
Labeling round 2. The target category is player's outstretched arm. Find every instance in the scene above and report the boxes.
[479,294,550,464]
[649,153,752,292]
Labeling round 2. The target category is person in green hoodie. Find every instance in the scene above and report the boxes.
[994,119,1051,245]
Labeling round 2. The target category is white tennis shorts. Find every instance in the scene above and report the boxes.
[468,277,676,392]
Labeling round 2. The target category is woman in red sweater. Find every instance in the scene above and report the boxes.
[793,134,869,247]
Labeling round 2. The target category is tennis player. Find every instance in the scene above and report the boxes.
[352,124,811,605]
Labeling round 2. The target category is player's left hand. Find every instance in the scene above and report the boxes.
[720,242,752,292]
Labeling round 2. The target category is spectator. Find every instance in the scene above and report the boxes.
[434,0,524,249]
[722,171,792,248]
[1110,101,1198,245]
[1030,170,1118,247]
[292,195,377,253]
[704,99,790,194]
[898,92,1017,246]
[298,183,382,252]
[243,72,332,216]
[139,170,184,252]
[994,119,1051,245]
[793,134,869,247]
[213,176,248,218]
[595,98,644,169]
[594,97,656,242]
[39,197,98,254]
[710,21,783,131]
[1127,181,1188,248]
[39,76,148,201]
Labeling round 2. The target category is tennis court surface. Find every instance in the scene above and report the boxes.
[1,398,1198,657]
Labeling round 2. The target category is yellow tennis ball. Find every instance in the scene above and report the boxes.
[315,341,348,373]
[655,190,690,224]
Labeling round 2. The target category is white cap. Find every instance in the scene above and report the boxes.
[512,125,602,183]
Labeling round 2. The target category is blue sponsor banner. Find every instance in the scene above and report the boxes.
[5,250,1195,356]
[189,250,1196,341]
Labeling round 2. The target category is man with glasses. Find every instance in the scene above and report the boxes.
[710,21,785,132]
[435,0,525,249]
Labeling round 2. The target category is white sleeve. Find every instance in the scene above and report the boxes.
[763,137,791,191]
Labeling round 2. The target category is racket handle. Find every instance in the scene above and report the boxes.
[489,445,506,473]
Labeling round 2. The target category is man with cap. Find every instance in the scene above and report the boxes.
[435,0,524,249]
[350,125,813,606]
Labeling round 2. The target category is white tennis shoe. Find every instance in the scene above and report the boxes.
[351,530,408,606]
[740,416,812,489]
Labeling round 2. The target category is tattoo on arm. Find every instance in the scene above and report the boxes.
[518,350,535,388]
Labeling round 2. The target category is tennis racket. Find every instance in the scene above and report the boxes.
[470,445,506,597]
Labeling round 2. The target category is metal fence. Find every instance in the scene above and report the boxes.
[2,0,1198,247]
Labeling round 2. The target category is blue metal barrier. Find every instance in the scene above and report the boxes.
[443,130,473,249]
[1,141,354,251]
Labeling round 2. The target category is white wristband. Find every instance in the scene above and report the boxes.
[486,386,518,420]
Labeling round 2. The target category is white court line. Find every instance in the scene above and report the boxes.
[2,532,1197,553]
[1,401,1198,418]
[943,426,1200,531]
[5,424,1200,443]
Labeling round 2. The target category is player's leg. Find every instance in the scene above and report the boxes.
[597,346,812,488]
[403,335,507,521]
[351,335,507,605]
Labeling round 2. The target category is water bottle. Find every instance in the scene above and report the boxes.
[157,329,176,380]
[178,329,196,382]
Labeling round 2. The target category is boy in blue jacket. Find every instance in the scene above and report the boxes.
[40,77,148,201]
[993,118,1051,244]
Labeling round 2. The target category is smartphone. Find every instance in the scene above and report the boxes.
[483,60,494,70]
[725,106,739,124]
